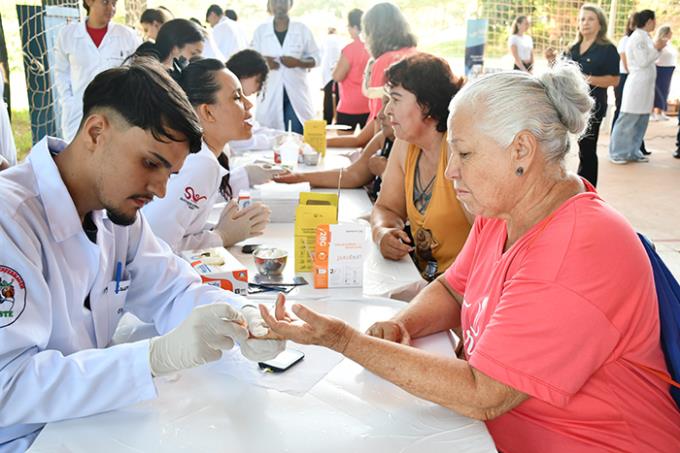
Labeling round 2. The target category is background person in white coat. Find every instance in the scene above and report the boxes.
[227,49,284,153]
[150,18,206,69]
[143,58,272,252]
[609,9,668,164]
[207,4,247,59]
[251,0,320,134]
[54,0,141,142]
[206,4,225,28]
[139,8,169,42]
[0,60,283,452]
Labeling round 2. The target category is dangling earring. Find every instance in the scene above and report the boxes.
[515,167,524,176]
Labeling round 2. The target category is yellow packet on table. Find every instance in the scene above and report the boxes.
[294,192,338,272]
[303,119,327,157]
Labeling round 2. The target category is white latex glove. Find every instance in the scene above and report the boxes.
[214,200,271,246]
[149,303,248,376]
[238,305,286,361]
[244,163,282,186]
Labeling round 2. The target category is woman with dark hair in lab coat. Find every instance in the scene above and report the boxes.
[143,58,272,252]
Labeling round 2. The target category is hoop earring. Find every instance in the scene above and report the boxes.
[515,167,524,176]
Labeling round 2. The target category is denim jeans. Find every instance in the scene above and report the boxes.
[609,112,649,161]
[282,89,303,134]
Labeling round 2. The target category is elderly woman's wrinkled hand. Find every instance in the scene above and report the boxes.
[377,227,414,260]
[258,293,355,353]
[366,320,411,345]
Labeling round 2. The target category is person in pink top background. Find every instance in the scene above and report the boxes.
[257,62,680,452]
[326,1,416,150]
[362,2,417,120]
[332,9,370,131]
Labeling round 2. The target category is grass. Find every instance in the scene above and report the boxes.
[10,109,32,162]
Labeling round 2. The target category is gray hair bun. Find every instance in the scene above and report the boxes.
[537,61,594,137]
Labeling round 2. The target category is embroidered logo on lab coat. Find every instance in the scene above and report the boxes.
[181,186,208,210]
[0,266,27,327]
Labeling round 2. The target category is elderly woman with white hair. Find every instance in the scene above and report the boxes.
[257,63,680,452]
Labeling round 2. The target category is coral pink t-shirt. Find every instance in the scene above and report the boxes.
[336,37,369,115]
[367,46,417,119]
[444,184,680,452]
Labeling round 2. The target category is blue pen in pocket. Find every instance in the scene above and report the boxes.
[115,261,122,294]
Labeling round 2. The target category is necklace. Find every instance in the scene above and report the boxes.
[413,151,436,214]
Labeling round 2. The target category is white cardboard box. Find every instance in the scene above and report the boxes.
[181,247,248,296]
[313,223,367,288]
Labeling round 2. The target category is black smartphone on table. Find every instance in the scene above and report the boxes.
[258,349,305,372]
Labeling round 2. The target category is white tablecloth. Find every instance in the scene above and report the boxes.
[29,297,496,453]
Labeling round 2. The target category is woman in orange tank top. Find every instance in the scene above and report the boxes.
[370,53,472,281]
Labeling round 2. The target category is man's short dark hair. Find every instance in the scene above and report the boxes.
[206,4,224,21]
[225,9,238,21]
[348,8,363,31]
[81,58,202,153]
[226,49,269,86]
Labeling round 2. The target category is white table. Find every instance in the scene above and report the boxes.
[232,147,359,173]
[225,148,425,300]
[29,297,496,453]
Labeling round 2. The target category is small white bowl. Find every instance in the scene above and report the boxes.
[253,247,288,276]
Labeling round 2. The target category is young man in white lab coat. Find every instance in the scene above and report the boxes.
[54,0,141,142]
[0,59,284,452]
[251,0,321,133]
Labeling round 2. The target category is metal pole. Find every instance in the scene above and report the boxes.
[608,0,618,39]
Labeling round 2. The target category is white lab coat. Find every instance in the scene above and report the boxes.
[0,71,16,167]
[0,137,247,450]
[54,21,141,141]
[229,120,281,154]
[211,18,246,60]
[142,141,249,252]
[201,33,226,62]
[0,101,16,167]
[621,28,660,114]
[251,20,320,131]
